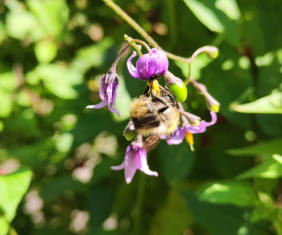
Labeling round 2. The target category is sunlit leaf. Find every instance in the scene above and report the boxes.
[28,64,82,99]
[27,0,69,39]
[0,72,17,117]
[34,41,57,64]
[231,92,282,114]
[0,217,9,235]
[71,38,114,74]
[182,0,240,45]
[227,138,282,156]
[237,155,282,179]
[197,180,259,206]
[54,132,74,153]
[181,191,272,235]
[5,11,38,40]
[0,167,32,222]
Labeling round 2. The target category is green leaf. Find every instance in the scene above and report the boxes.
[5,11,38,40]
[197,180,259,207]
[150,190,193,235]
[87,185,114,232]
[227,138,282,156]
[159,141,195,185]
[71,38,114,74]
[27,64,82,99]
[0,167,32,222]
[181,191,272,235]
[231,92,282,114]
[0,71,17,117]
[174,53,212,80]
[34,41,57,64]
[237,155,282,179]
[40,175,85,199]
[27,0,69,39]
[54,132,74,153]
[0,217,9,235]
[182,0,241,45]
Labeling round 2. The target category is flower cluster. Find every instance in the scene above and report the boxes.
[87,37,219,184]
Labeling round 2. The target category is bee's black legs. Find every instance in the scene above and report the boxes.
[144,84,151,97]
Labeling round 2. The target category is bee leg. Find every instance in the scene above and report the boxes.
[151,89,170,107]
[143,134,160,152]
[144,83,151,97]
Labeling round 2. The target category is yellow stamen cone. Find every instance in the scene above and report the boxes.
[185,131,194,151]
[152,79,160,95]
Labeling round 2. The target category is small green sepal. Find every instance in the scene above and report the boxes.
[124,131,136,141]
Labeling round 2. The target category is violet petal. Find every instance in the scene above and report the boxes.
[127,51,140,79]
[86,99,108,109]
[166,128,185,145]
[139,148,158,176]
[124,146,138,184]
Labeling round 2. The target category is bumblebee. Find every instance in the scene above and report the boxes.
[130,81,180,137]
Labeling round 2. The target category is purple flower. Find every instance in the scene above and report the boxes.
[87,72,120,117]
[127,48,169,80]
[86,44,130,117]
[166,111,217,145]
[111,143,158,184]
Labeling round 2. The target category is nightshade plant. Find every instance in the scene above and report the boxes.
[87,35,220,184]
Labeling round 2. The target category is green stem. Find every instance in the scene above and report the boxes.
[165,0,178,48]
[103,0,219,80]
[103,0,159,48]
[274,218,282,235]
[133,173,146,235]
[124,34,143,57]
[102,0,191,63]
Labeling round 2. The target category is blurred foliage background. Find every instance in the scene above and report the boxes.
[0,0,282,234]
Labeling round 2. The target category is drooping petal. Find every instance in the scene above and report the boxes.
[86,99,108,109]
[111,162,125,171]
[139,148,158,176]
[166,127,186,145]
[127,51,140,78]
[185,111,217,134]
[111,143,158,184]
[99,75,107,100]
[105,79,120,116]
[108,81,120,117]
[206,111,217,126]
[190,78,220,112]
[124,145,138,184]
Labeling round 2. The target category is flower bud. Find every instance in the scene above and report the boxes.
[165,71,188,102]
[168,80,188,102]
[127,49,169,80]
